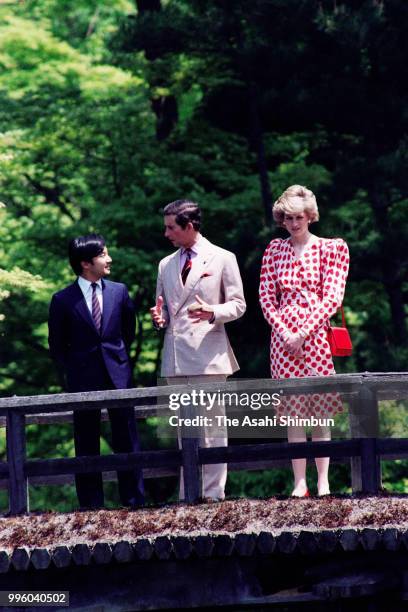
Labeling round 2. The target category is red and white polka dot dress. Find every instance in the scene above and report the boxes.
[259,237,350,417]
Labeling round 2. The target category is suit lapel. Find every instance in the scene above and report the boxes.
[101,279,114,335]
[175,238,216,314]
[72,280,98,332]
[168,250,184,298]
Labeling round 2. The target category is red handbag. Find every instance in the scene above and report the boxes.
[327,306,352,357]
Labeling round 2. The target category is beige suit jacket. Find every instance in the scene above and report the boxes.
[156,236,246,377]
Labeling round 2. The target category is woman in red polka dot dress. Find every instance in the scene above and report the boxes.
[259,185,349,497]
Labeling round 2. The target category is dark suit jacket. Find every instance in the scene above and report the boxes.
[48,279,135,392]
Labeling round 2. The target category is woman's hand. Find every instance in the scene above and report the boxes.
[283,332,305,357]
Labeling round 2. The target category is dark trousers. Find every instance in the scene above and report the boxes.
[72,369,144,509]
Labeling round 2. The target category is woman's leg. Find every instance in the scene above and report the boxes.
[312,425,331,495]
[288,425,308,496]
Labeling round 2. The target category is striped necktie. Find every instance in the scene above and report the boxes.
[91,282,102,331]
[181,248,192,285]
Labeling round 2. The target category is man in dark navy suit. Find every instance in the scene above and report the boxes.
[48,234,144,509]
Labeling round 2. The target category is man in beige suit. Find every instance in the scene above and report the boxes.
[150,199,246,501]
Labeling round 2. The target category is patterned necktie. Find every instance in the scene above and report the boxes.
[181,248,192,285]
[91,282,102,331]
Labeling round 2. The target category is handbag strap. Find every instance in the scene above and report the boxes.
[327,306,347,328]
[340,305,346,327]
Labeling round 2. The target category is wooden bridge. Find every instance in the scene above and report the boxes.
[0,372,407,610]
[0,371,407,515]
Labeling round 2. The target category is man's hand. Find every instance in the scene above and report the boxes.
[283,332,305,357]
[188,295,214,324]
[150,295,166,328]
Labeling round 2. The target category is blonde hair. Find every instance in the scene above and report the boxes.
[272,185,319,227]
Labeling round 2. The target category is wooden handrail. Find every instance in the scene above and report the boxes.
[0,372,407,514]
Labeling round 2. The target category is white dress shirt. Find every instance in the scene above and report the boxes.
[78,276,103,314]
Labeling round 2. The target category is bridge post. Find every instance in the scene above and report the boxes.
[179,400,202,503]
[6,410,28,514]
[180,437,201,503]
[349,383,381,494]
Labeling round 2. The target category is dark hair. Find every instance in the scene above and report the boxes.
[163,199,201,231]
[68,234,106,275]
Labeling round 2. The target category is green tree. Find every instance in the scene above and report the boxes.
[0,14,160,394]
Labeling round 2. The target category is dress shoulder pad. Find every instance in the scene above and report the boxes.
[266,237,285,253]
[320,237,348,256]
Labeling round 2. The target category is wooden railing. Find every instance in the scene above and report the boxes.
[0,372,407,515]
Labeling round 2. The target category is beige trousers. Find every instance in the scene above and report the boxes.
[167,375,228,500]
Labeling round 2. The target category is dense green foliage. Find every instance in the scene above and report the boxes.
[0,0,406,508]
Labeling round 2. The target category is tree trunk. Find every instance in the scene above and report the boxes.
[248,82,272,225]
[370,192,407,345]
[136,0,161,12]
[134,0,178,140]
[152,95,178,141]
[384,280,407,345]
